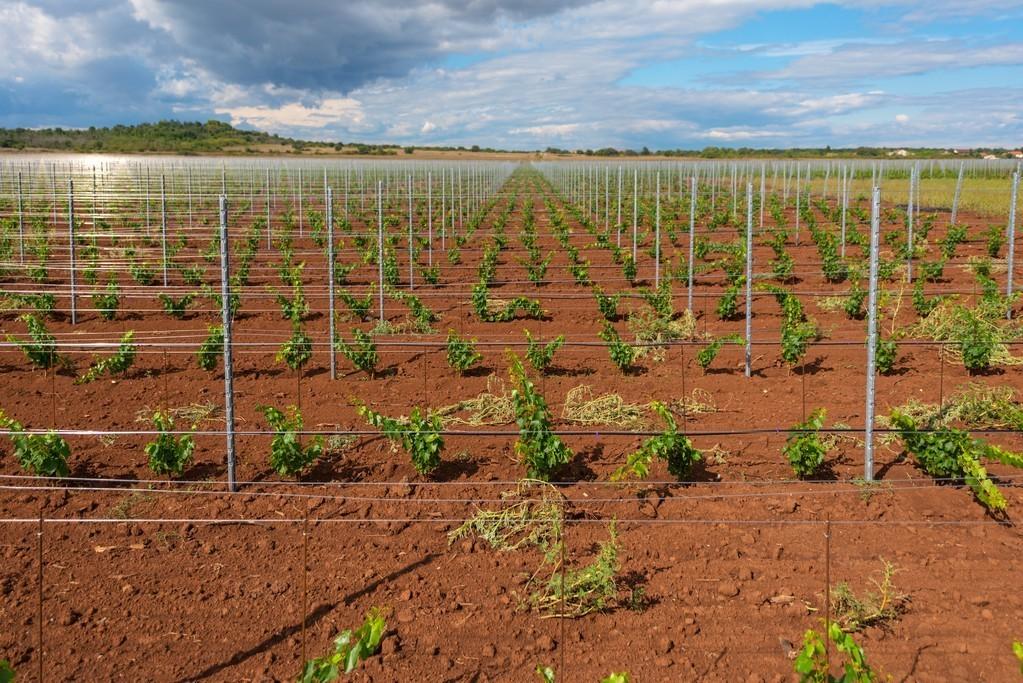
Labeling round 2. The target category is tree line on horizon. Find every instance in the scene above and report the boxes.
[0,119,1016,159]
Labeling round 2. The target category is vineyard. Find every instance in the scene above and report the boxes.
[0,155,1022,681]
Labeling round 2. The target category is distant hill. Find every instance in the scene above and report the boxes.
[0,120,1017,159]
[0,120,392,155]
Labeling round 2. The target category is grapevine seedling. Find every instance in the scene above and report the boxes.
[276,322,313,371]
[784,408,828,478]
[390,290,438,333]
[258,405,323,477]
[696,334,743,371]
[0,409,70,477]
[522,251,553,285]
[957,308,996,373]
[77,331,137,384]
[640,279,674,318]
[920,259,945,282]
[144,411,195,477]
[473,282,544,322]
[299,607,387,681]
[536,666,629,683]
[525,330,565,373]
[611,401,700,481]
[128,254,156,286]
[420,265,440,285]
[339,289,373,321]
[716,284,740,320]
[508,353,572,480]
[357,403,444,475]
[598,322,636,373]
[875,336,897,375]
[335,328,378,376]
[911,279,943,318]
[93,279,120,321]
[794,622,878,683]
[6,314,68,370]
[446,330,482,374]
[621,254,637,285]
[844,281,866,319]
[197,325,224,372]
[158,292,194,319]
[0,292,56,317]
[593,286,620,321]
[889,409,1023,511]
[199,280,241,318]
[986,224,1005,258]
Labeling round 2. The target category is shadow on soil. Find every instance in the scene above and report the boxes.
[183,553,439,681]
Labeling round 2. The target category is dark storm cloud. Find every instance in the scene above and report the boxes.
[130,0,592,92]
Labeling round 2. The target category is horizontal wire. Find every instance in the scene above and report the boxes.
[0,516,1006,526]
[2,476,1020,504]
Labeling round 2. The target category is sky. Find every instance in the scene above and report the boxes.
[0,1,1021,150]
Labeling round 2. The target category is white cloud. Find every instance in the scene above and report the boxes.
[895,113,909,123]
[509,123,582,136]
[215,97,366,132]
[421,120,436,133]
[701,128,789,141]
[764,39,1023,81]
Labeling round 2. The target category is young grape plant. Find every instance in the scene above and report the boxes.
[508,353,572,480]
[357,403,444,475]
[258,405,323,478]
[446,330,482,375]
[612,402,701,481]
[299,607,387,681]
[783,408,828,478]
[77,331,136,384]
[0,409,70,477]
[144,411,195,477]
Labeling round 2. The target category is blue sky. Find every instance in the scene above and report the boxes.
[0,1,1021,150]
